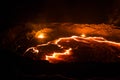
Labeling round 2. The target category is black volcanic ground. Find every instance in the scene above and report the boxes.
[24,36,120,63]
[1,0,120,79]
[2,23,120,80]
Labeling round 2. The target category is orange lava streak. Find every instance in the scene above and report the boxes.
[24,35,120,63]
[26,47,39,53]
[45,48,72,62]
[81,34,86,37]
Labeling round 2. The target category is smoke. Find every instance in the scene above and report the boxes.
[25,23,120,42]
[61,24,120,39]
[2,23,120,56]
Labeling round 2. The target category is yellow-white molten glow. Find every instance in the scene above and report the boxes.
[81,34,86,37]
[33,48,39,53]
[35,31,45,39]
[45,48,72,61]
[37,33,45,39]
[34,28,53,39]
[24,35,120,63]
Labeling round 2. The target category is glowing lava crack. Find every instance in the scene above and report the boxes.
[45,48,72,63]
[24,36,120,63]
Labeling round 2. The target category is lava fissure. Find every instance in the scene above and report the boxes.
[24,36,120,63]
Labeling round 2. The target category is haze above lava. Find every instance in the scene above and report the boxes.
[2,23,120,63]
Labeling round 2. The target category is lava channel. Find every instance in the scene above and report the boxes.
[24,36,120,63]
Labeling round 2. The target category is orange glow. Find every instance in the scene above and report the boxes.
[33,48,39,53]
[24,35,120,63]
[81,34,86,37]
[37,33,45,39]
[35,31,45,39]
[34,28,53,39]
[45,48,72,62]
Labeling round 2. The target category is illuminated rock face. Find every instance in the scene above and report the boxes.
[24,36,120,63]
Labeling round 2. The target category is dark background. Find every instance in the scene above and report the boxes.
[0,0,120,31]
[1,0,120,79]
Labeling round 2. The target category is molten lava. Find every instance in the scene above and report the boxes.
[81,34,86,37]
[34,28,53,39]
[45,48,72,63]
[24,36,120,63]
[37,33,45,39]
[35,31,45,39]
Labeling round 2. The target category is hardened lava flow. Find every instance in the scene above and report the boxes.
[24,35,120,63]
